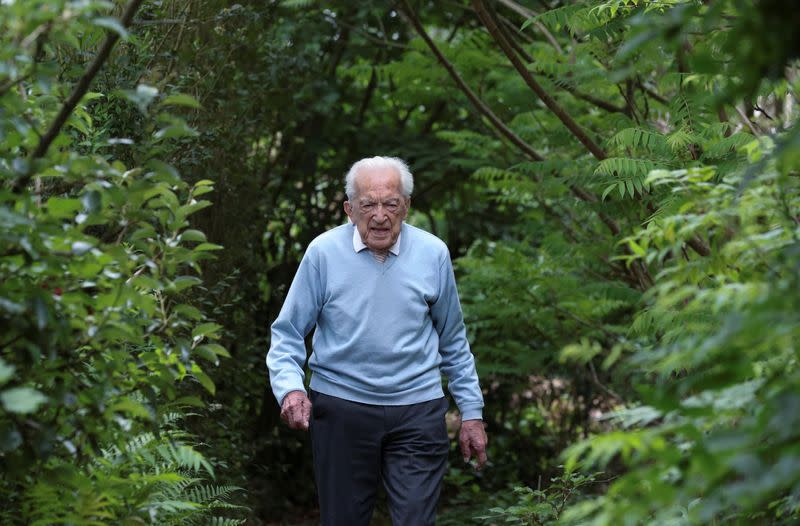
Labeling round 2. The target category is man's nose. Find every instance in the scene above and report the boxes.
[373,206,388,221]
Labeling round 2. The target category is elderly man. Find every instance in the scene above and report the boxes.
[267,156,487,526]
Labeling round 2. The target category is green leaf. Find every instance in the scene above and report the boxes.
[47,197,82,219]
[109,397,154,420]
[169,276,202,292]
[0,358,15,386]
[154,121,199,140]
[71,240,93,255]
[81,190,102,214]
[178,200,213,219]
[180,229,207,243]
[93,16,130,39]
[147,159,182,184]
[173,304,204,320]
[171,396,206,408]
[197,343,230,358]
[192,322,222,339]
[194,242,223,251]
[128,275,162,290]
[627,239,646,257]
[1,387,48,414]
[602,183,617,201]
[117,84,159,113]
[192,367,216,395]
[625,179,635,197]
[162,93,203,109]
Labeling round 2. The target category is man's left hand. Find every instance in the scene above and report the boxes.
[459,419,488,469]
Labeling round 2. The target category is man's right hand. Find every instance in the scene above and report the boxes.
[280,390,312,430]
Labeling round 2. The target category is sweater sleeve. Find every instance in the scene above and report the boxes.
[266,251,324,406]
[430,253,484,421]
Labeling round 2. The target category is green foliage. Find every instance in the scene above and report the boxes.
[21,421,244,525]
[0,1,243,522]
[478,471,603,525]
[561,137,800,524]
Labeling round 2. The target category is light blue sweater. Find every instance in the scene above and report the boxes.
[267,222,484,421]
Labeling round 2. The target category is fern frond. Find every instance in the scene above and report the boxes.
[187,484,242,505]
[703,132,754,159]
[157,444,215,478]
[595,157,659,177]
[280,0,314,8]
[608,128,668,153]
[528,4,586,34]
[595,157,660,199]
[529,3,613,36]
[471,166,515,182]
[206,518,246,526]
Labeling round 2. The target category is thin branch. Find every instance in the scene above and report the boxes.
[399,0,621,238]
[137,3,192,83]
[356,66,378,126]
[14,0,145,192]
[553,76,626,114]
[323,13,410,50]
[473,0,607,161]
[638,80,669,105]
[498,13,533,44]
[398,0,544,161]
[0,71,34,98]
[734,104,762,136]
[486,1,532,63]
[495,0,563,54]
[686,236,711,257]
[589,360,624,402]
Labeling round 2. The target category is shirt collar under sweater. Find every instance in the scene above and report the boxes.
[352,225,401,256]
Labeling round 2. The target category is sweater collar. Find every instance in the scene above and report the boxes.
[352,224,401,256]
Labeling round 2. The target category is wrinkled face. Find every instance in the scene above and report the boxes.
[344,167,409,252]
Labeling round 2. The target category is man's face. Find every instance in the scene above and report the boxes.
[344,167,409,252]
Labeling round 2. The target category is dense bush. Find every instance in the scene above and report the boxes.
[1,1,241,523]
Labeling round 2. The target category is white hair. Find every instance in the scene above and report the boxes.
[345,156,414,200]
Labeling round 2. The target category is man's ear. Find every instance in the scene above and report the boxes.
[343,201,353,221]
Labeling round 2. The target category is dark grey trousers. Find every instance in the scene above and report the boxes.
[309,390,450,526]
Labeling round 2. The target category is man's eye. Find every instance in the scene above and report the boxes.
[361,203,374,211]
[386,203,399,212]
